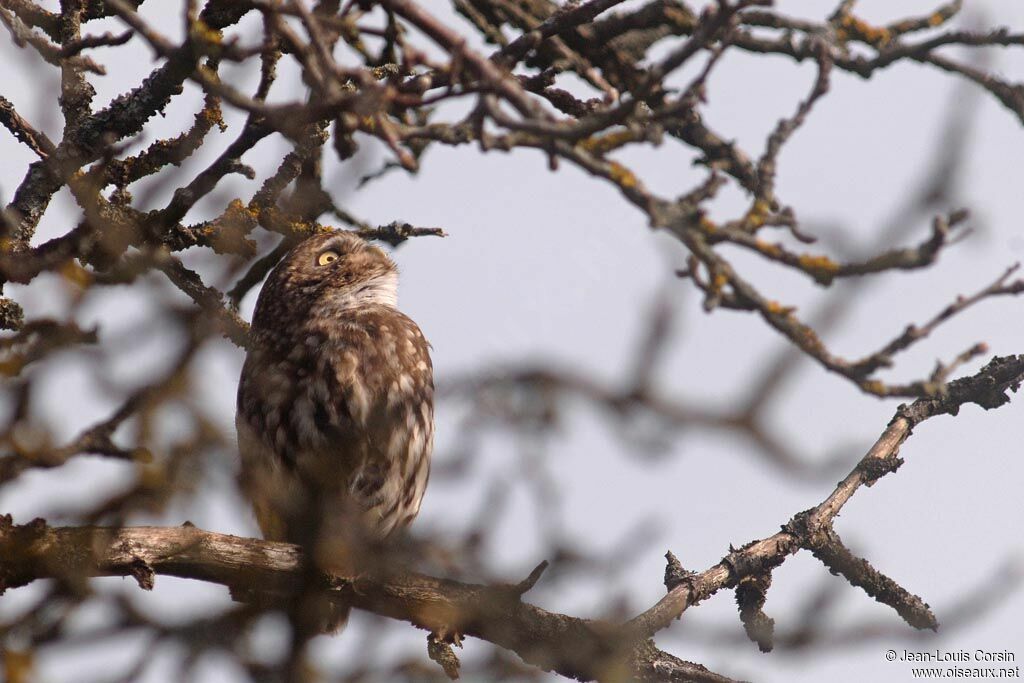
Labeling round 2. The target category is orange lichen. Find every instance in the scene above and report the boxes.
[190,19,223,46]
[928,6,958,27]
[204,199,259,255]
[798,253,839,272]
[798,253,840,284]
[699,216,717,233]
[223,198,256,226]
[578,130,636,155]
[743,198,772,229]
[862,380,886,396]
[252,205,318,237]
[201,102,227,132]
[607,161,639,189]
[765,300,795,316]
[836,15,891,46]
[754,239,782,258]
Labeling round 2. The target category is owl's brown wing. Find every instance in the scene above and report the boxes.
[319,308,434,542]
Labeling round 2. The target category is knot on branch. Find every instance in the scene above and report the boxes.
[722,540,785,586]
[663,550,696,592]
[735,572,775,653]
[128,556,155,590]
[784,509,836,554]
[856,453,904,486]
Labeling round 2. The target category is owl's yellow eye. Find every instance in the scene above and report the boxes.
[317,251,339,266]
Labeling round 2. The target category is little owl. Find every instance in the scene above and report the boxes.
[236,231,433,621]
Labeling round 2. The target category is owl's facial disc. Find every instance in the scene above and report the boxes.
[310,234,399,310]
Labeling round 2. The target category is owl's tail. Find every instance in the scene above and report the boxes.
[246,486,363,634]
[307,597,351,634]
[226,585,348,632]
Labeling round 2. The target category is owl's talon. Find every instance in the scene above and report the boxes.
[432,626,464,647]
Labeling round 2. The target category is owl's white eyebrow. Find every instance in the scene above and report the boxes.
[320,240,348,253]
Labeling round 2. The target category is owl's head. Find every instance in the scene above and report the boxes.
[253,232,399,327]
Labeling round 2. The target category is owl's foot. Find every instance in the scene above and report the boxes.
[432,626,463,647]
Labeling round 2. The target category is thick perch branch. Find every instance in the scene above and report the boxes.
[2,355,1020,682]
[0,520,681,681]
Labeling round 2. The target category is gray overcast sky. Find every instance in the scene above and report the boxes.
[1,1,1022,681]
